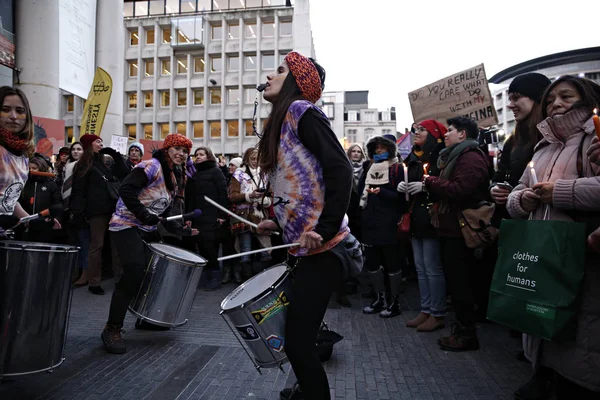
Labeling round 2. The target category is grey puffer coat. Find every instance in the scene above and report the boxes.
[506,108,600,392]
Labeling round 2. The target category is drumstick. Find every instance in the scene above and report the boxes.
[29,170,56,178]
[204,196,280,236]
[217,243,300,261]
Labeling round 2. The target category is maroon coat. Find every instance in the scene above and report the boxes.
[425,146,490,238]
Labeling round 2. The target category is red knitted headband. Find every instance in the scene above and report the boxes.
[284,51,322,104]
[163,133,192,152]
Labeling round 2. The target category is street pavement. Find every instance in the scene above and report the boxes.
[0,277,530,400]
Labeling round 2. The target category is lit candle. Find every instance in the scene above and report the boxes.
[593,108,600,139]
[423,162,429,176]
[403,162,409,200]
[529,162,538,186]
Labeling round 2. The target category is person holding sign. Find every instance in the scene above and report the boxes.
[506,75,600,399]
[424,116,490,352]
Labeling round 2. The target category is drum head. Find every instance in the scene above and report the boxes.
[0,240,79,253]
[221,264,288,310]
[148,243,207,265]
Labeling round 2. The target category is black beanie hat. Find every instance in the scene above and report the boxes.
[508,73,551,104]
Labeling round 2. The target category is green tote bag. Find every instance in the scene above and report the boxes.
[486,218,586,341]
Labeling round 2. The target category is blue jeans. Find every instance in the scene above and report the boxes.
[238,231,269,263]
[411,237,446,317]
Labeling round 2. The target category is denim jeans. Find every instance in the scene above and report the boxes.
[238,231,269,263]
[411,237,446,317]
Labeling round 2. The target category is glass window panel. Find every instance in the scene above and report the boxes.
[180,0,195,12]
[165,0,179,14]
[129,61,138,77]
[124,3,134,17]
[210,88,221,104]
[193,121,204,138]
[244,54,256,70]
[228,88,239,104]
[128,93,137,109]
[211,56,222,72]
[145,60,154,76]
[176,17,201,45]
[262,54,274,70]
[211,24,222,40]
[177,90,187,106]
[177,57,188,74]
[194,57,205,73]
[245,0,261,7]
[66,95,74,112]
[134,1,148,17]
[270,0,286,5]
[228,24,239,40]
[161,91,170,107]
[245,120,253,136]
[227,120,239,137]
[261,20,274,37]
[163,27,172,43]
[210,121,221,138]
[143,124,153,139]
[146,29,155,44]
[280,20,292,36]
[176,122,186,135]
[149,0,164,15]
[244,87,254,104]
[66,127,74,143]
[160,123,170,139]
[197,0,211,11]
[161,59,171,75]
[130,30,139,46]
[127,125,136,140]
[228,55,239,71]
[244,22,257,38]
[194,90,204,105]
[144,92,153,108]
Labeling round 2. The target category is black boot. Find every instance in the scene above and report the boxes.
[241,261,253,281]
[380,294,401,318]
[221,263,232,284]
[362,292,386,314]
[233,263,243,284]
[514,366,554,400]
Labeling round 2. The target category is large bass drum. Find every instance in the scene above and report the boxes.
[128,243,206,327]
[0,241,79,377]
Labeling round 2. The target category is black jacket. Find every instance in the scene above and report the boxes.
[17,175,63,242]
[70,149,129,219]
[185,160,228,239]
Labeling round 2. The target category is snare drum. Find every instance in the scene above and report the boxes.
[220,263,293,370]
[128,243,206,327]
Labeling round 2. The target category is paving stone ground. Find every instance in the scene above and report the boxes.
[0,276,530,400]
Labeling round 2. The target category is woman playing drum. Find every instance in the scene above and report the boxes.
[256,52,353,400]
[101,133,198,354]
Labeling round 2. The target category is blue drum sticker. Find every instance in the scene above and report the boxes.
[265,335,285,352]
[251,291,289,325]
[235,324,260,341]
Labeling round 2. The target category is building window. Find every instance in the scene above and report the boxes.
[347,111,357,122]
[160,91,170,107]
[245,21,257,38]
[180,0,195,12]
[211,24,222,40]
[177,90,186,106]
[143,124,153,139]
[363,111,376,122]
[144,91,153,108]
[381,111,391,121]
[176,122,186,135]
[124,2,134,17]
[66,95,74,112]
[210,88,221,104]
[322,103,334,119]
[278,51,288,65]
[177,57,188,74]
[262,20,274,37]
[135,2,148,16]
[228,55,239,72]
[227,120,239,137]
[194,89,204,105]
[160,123,170,139]
[382,129,393,136]
[364,128,375,142]
[245,120,253,136]
[244,54,256,70]
[228,23,239,40]
[244,87,255,104]
[128,61,138,77]
[211,56,222,72]
[146,29,155,44]
[210,121,221,138]
[129,30,139,46]
[66,127,74,143]
[347,129,357,143]
[228,88,240,104]
[194,57,205,73]
[145,60,154,76]
[280,20,292,36]
[193,121,204,138]
[162,27,171,43]
[127,125,136,140]
[149,0,164,15]
[161,59,171,75]
[165,0,179,13]
[262,53,274,70]
[128,93,137,109]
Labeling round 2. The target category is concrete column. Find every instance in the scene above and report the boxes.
[292,0,314,58]
[95,0,125,141]
[15,0,61,119]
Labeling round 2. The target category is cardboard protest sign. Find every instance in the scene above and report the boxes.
[110,135,128,154]
[409,64,498,128]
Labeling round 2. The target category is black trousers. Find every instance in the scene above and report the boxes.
[107,228,159,327]
[364,244,403,274]
[440,237,476,327]
[285,251,340,400]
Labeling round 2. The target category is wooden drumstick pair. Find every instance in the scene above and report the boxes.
[204,196,280,236]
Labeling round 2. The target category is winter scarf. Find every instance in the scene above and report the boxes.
[438,139,480,180]
[0,126,30,154]
[359,157,398,208]
[351,161,363,193]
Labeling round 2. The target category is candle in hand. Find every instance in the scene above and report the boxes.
[529,162,538,186]
[403,163,409,200]
[593,108,600,139]
[423,163,429,176]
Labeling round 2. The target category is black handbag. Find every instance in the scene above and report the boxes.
[93,166,121,201]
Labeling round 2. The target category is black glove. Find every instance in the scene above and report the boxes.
[100,147,121,158]
[138,210,160,226]
[0,215,19,229]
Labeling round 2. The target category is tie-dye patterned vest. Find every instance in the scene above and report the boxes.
[270,100,349,257]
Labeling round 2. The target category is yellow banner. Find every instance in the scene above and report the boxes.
[80,67,112,136]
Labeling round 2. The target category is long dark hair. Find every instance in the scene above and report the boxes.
[511,101,543,154]
[194,146,216,163]
[541,75,600,119]
[74,145,97,178]
[0,86,35,157]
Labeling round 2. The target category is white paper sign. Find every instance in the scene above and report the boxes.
[110,135,128,154]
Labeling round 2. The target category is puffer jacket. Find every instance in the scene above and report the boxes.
[506,108,600,392]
